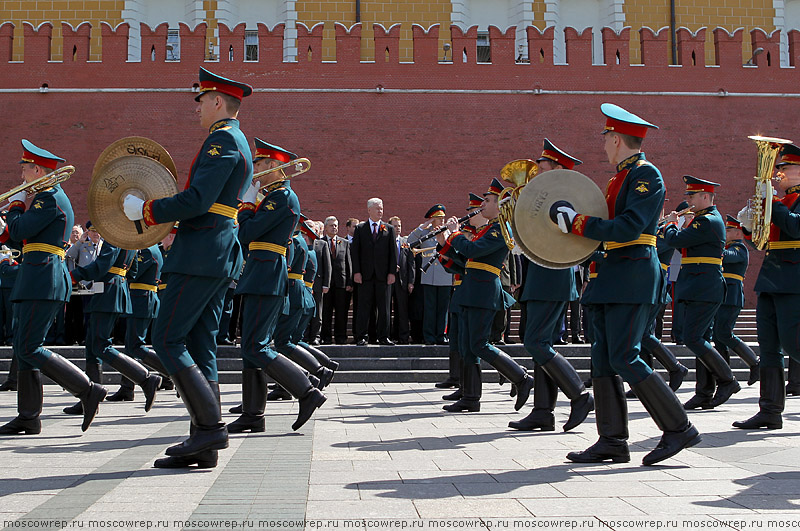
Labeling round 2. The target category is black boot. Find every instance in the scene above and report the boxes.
[567,376,630,463]
[698,347,740,407]
[733,367,784,429]
[228,368,267,433]
[443,363,481,412]
[0,369,43,435]
[541,353,594,432]
[508,364,556,431]
[0,354,18,391]
[730,342,760,386]
[267,385,293,401]
[165,365,228,456]
[63,361,102,416]
[647,341,688,391]
[683,361,715,410]
[106,376,135,402]
[633,372,702,465]
[435,350,461,389]
[485,350,532,411]
[154,449,218,469]
[43,354,107,431]
[265,355,326,431]
[787,358,800,396]
[108,353,161,412]
[284,344,334,388]
[302,342,339,371]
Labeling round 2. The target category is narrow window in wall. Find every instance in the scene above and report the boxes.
[477,31,491,62]
[245,30,258,61]
[166,29,180,61]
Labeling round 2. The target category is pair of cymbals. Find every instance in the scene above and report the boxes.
[88,137,179,250]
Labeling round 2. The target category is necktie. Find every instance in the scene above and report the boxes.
[330,236,336,256]
[372,223,378,241]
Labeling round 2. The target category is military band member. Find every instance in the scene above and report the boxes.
[122,68,253,467]
[64,239,161,414]
[713,216,759,386]
[0,250,20,392]
[0,140,107,435]
[227,139,326,434]
[509,139,593,432]
[438,178,534,412]
[662,176,740,410]
[734,142,800,429]
[553,104,700,465]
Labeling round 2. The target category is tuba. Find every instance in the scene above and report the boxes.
[747,135,792,250]
[496,159,538,250]
[0,166,74,205]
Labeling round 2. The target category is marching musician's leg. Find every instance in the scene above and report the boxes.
[788,358,800,396]
[714,303,759,385]
[439,311,462,394]
[641,302,688,391]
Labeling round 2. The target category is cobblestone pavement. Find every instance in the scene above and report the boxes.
[1,381,800,530]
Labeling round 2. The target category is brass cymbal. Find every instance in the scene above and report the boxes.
[512,169,608,269]
[88,156,178,250]
[92,136,178,182]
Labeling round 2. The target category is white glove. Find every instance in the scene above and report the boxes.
[0,217,6,234]
[122,194,145,221]
[555,205,577,234]
[757,182,777,198]
[242,182,259,205]
[738,205,753,232]
[8,190,26,204]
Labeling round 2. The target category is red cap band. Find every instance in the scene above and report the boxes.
[255,148,291,163]
[604,117,649,139]
[20,150,58,170]
[198,80,245,101]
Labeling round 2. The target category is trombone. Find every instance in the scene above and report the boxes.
[253,158,311,189]
[0,165,75,205]
[411,245,437,257]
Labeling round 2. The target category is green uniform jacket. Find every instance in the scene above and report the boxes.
[302,242,317,310]
[441,221,511,311]
[656,231,674,305]
[236,181,300,297]
[142,118,252,280]
[128,245,163,319]
[438,243,467,311]
[286,235,309,310]
[71,242,135,314]
[662,205,725,303]
[721,240,748,307]
[519,262,577,303]
[2,184,73,303]
[572,153,664,305]
[754,187,800,294]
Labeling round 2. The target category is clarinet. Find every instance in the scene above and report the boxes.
[410,208,484,249]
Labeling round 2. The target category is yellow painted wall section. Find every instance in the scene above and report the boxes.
[1,0,124,61]
[360,0,451,62]
[296,1,357,61]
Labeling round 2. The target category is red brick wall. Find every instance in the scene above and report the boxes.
[2,21,799,306]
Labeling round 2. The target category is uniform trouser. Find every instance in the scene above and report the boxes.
[14,300,64,371]
[294,307,315,345]
[757,292,800,369]
[461,306,503,365]
[672,298,686,343]
[308,289,323,341]
[713,304,747,354]
[275,305,305,350]
[151,274,230,381]
[217,287,235,343]
[423,285,450,343]
[640,302,676,370]
[0,288,13,344]
[590,303,653,385]
[355,279,390,342]
[240,294,283,369]
[125,316,153,360]
[447,311,461,380]
[523,300,567,365]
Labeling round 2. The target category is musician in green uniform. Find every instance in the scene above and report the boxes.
[662,176,740,410]
[734,143,800,429]
[713,216,759,386]
[509,139,593,432]
[553,104,700,465]
[122,68,253,467]
[438,178,534,413]
[0,140,106,435]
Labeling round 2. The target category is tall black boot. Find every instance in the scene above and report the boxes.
[228,368,267,433]
[633,372,702,465]
[165,365,228,456]
[302,342,339,371]
[647,340,688,391]
[541,353,594,432]
[0,354,18,391]
[698,347,741,407]
[265,354,326,431]
[508,364,556,431]
[442,355,463,400]
[139,349,174,390]
[787,358,800,396]
[443,363,481,412]
[733,367,784,429]
[730,341,760,386]
[106,375,135,402]
[436,350,461,389]
[108,354,161,412]
[567,376,630,463]
[683,361,715,410]
[484,349,533,411]
[42,354,107,431]
[63,362,102,415]
[0,369,43,435]
[282,344,334,388]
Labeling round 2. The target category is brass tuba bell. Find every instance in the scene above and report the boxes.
[747,135,792,251]
[497,159,538,250]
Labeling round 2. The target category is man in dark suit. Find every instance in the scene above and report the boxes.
[307,221,332,346]
[389,216,415,344]
[321,216,353,344]
[351,198,397,345]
